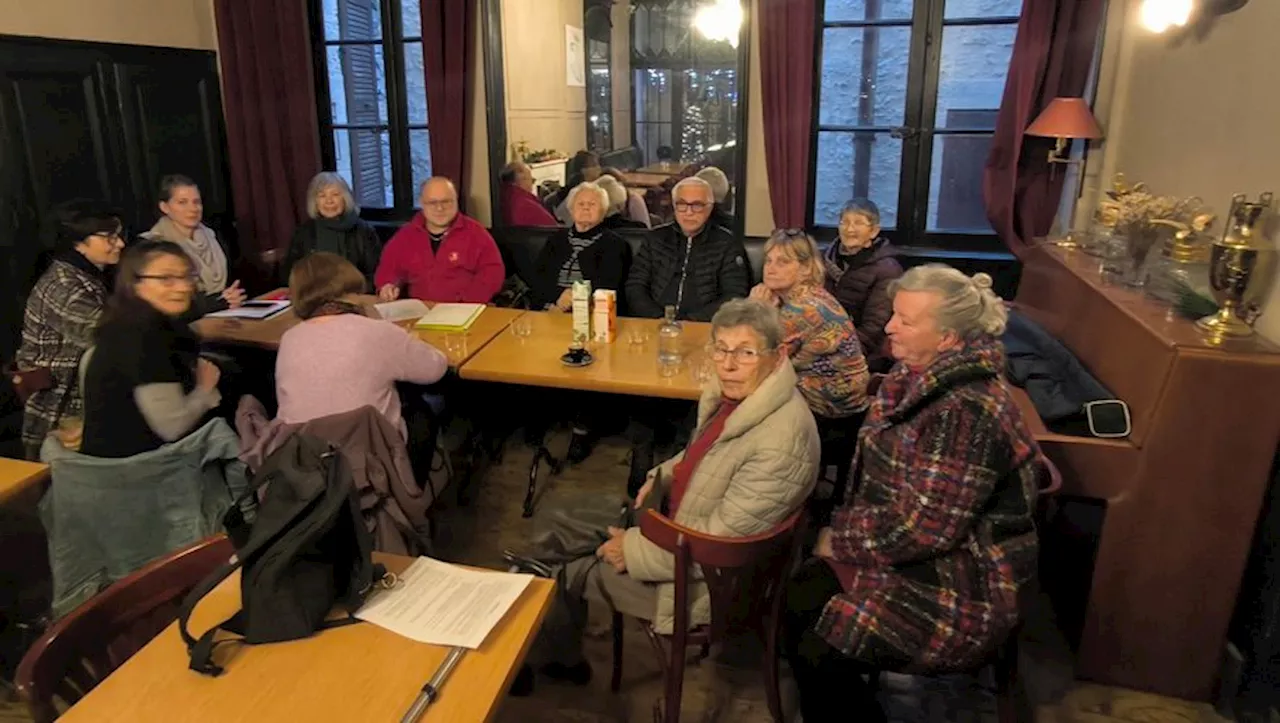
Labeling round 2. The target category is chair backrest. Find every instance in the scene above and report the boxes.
[16,535,233,723]
[638,507,806,643]
[1040,454,1063,497]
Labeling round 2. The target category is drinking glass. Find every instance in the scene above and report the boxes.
[689,358,713,385]
[625,325,650,348]
[510,316,533,339]
[444,333,467,359]
[658,358,680,378]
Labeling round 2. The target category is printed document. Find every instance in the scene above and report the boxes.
[355,557,533,649]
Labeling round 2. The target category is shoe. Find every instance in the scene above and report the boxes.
[541,661,592,685]
[565,427,594,464]
[509,663,534,696]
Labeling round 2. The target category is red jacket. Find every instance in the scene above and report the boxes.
[501,183,557,226]
[374,213,505,303]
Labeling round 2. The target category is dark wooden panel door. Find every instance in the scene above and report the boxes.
[113,53,230,241]
[0,46,118,362]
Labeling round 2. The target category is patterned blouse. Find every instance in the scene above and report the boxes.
[16,252,110,458]
[778,284,870,419]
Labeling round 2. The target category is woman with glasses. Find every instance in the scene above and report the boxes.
[79,241,222,457]
[784,265,1042,723]
[505,299,819,696]
[140,174,246,317]
[749,229,869,420]
[14,200,127,459]
[822,199,903,373]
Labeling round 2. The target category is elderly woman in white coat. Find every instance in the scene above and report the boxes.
[506,298,820,694]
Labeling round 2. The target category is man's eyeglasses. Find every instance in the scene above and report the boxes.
[423,199,456,209]
[674,201,710,213]
[138,273,198,287]
[92,231,124,243]
[709,345,765,364]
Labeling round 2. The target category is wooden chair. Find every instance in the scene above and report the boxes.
[610,508,807,723]
[15,535,233,722]
[866,453,1063,723]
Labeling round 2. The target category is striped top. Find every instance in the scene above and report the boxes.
[556,226,603,288]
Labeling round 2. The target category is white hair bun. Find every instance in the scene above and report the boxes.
[972,272,994,291]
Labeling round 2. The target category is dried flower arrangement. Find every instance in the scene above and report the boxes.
[1095,174,1215,266]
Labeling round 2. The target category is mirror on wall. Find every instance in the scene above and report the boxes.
[483,0,749,234]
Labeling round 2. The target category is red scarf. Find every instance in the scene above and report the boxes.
[668,397,740,516]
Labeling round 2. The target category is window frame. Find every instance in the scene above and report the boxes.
[307,0,428,222]
[806,0,1020,252]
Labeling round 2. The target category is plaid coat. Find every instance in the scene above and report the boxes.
[815,337,1041,671]
[16,256,109,458]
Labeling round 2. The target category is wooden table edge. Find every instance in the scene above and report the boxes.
[0,460,50,505]
[481,576,556,723]
[456,366,702,401]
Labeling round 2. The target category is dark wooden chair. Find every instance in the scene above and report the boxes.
[15,535,232,723]
[610,508,807,723]
[866,453,1063,723]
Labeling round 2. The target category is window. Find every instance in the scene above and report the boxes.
[585,2,614,152]
[811,0,1020,248]
[311,0,432,217]
[631,0,740,168]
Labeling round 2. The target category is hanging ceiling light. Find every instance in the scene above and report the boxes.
[694,0,742,48]
[1140,0,1194,32]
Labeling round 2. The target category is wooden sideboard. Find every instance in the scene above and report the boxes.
[1015,245,1280,701]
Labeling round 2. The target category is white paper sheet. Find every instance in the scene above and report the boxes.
[375,299,431,322]
[355,557,533,649]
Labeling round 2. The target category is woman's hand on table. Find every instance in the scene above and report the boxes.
[554,288,573,312]
[221,280,246,308]
[378,283,401,302]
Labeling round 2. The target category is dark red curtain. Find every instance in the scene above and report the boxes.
[758,0,818,229]
[420,0,474,202]
[982,0,1106,255]
[214,0,321,261]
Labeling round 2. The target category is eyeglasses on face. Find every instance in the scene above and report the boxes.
[92,231,124,243]
[708,344,765,364]
[839,216,873,230]
[138,273,198,287]
[423,199,456,209]
[674,201,710,213]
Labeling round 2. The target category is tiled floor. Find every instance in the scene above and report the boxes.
[0,427,1244,722]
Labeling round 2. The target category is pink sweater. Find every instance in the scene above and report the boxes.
[275,314,449,437]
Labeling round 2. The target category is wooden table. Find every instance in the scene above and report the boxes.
[635,163,685,176]
[59,553,555,723]
[0,457,49,505]
[459,311,710,401]
[193,292,526,368]
[620,171,674,189]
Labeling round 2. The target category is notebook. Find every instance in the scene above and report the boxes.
[207,300,291,320]
[413,303,485,331]
[375,299,431,323]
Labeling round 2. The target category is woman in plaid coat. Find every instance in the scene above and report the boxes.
[15,201,124,459]
[784,264,1043,723]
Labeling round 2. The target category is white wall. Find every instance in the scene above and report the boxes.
[500,0,588,163]
[1088,0,1280,341]
[2,0,217,49]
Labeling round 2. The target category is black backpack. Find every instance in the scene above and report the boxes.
[178,434,384,675]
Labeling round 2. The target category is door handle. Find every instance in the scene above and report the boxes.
[889,126,919,140]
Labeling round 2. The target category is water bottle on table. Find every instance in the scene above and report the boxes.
[657,305,683,377]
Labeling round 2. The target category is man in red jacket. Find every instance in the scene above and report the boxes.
[375,177,505,303]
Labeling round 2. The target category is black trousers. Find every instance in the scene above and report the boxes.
[784,558,886,723]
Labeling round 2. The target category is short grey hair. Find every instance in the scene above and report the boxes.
[671,176,714,202]
[711,298,783,350]
[566,181,610,216]
[306,172,358,218]
[887,264,1008,338]
[840,198,881,227]
[695,167,730,203]
[420,176,457,197]
[595,175,627,216]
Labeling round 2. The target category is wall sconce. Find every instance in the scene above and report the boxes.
[1139,0,1249,35]
[1025,97,1104,168]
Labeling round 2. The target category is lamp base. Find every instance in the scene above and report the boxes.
[1196,304,1254,338]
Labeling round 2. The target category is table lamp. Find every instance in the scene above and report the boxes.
[1025,97,1104,166]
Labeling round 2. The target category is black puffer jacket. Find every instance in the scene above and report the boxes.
[625,222,750,321]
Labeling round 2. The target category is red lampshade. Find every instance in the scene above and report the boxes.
[1025,97,1104,139]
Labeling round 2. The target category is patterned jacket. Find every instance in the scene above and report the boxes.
[815,337,1041,671]
[778,285,870,419]
[16,254,110,458]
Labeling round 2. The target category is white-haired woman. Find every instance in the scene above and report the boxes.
[281,172,382,287]
[597,175,647,231]
[784,264,1043,723]
[529,181,632,312]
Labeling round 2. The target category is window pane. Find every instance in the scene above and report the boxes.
[326,45,388,125]
[403,41,428,124]
[322,0,382,41]
[634,68,674,164]
[944,0,1023,20]
[813,131,902,227]
[824,0,913,22]
[818,27,911,128]
[933,24,1016,129]
[334,128,393,208]
[400,0,421,36]
[927,133,994,232]
[408,128,433,199]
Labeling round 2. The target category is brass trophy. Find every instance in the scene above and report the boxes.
[1197,192,1276,339]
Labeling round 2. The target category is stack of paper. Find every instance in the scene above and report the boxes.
[207,300,291,320]
[355,557,532,649]
[414,303,485,331]
[375,299,431,323]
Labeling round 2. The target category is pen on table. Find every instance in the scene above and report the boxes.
[400,646,466,723]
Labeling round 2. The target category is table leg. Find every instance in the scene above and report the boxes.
[523,445,562,518]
